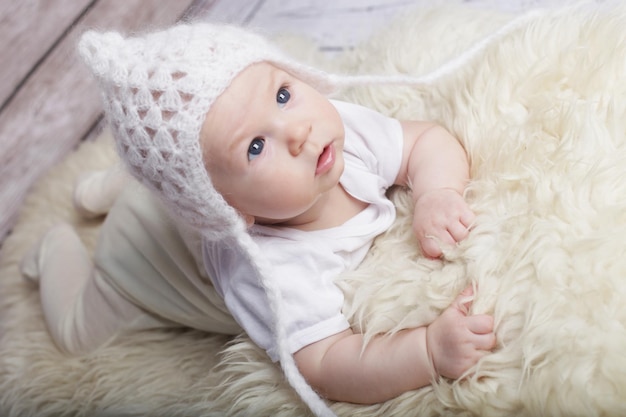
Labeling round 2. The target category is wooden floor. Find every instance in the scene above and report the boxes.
[0,0,586,247]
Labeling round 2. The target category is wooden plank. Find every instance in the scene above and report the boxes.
[189,0,418,60]
[248,0,420,53]
[188,0,264,24]
[0,0,194,243]
[0,0,93,109]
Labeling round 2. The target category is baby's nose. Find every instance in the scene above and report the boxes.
[287,121,311,155]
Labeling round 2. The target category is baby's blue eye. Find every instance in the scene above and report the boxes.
[248,137,264,161]
[277,88,290,106]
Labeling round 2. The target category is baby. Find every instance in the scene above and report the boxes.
[22,23,495,414]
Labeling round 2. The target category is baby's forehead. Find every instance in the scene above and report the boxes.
[202,63,284,126]
[233,61,291,87]
[199,62,310,152]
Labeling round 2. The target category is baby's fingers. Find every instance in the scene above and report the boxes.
[466,315,496,351]
[420,227,461,258]
[420,236,444,259]
[449,207,475,242]
[460,208,476,229]
[448,221,471,243]
[466,314,494,335]
[472,331,497,351]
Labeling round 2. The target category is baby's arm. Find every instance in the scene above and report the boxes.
[294,287,495,404]
[396,121,475,258]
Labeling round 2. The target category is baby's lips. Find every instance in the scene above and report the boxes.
[315,143,335,175]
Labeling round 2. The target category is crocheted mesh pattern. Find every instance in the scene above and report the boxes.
[78,24,333,240]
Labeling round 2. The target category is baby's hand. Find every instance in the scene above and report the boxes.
[412,188,475,258]
[425,287,496,379]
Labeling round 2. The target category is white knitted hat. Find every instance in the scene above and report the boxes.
[78,14,541,417]
[79,23,336,241]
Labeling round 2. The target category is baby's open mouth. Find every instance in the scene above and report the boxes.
[316,144,335,175]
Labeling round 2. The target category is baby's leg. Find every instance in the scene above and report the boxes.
[73,166,129,218]
[22,223,159,355]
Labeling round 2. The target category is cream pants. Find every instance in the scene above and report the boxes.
[25,168,241,355]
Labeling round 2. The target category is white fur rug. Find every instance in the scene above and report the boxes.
[2,2,626,416]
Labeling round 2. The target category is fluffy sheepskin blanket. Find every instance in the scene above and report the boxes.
[2,2,626,416]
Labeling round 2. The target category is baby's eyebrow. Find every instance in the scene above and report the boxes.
[225,114,253,156]
[226,130,245,154]
[268,66,279,95]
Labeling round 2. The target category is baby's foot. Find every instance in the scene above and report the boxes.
[73,168,128,219]
[73,171,108,219]
[20,223,76,284]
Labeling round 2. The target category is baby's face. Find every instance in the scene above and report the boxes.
[200,62,345,226]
